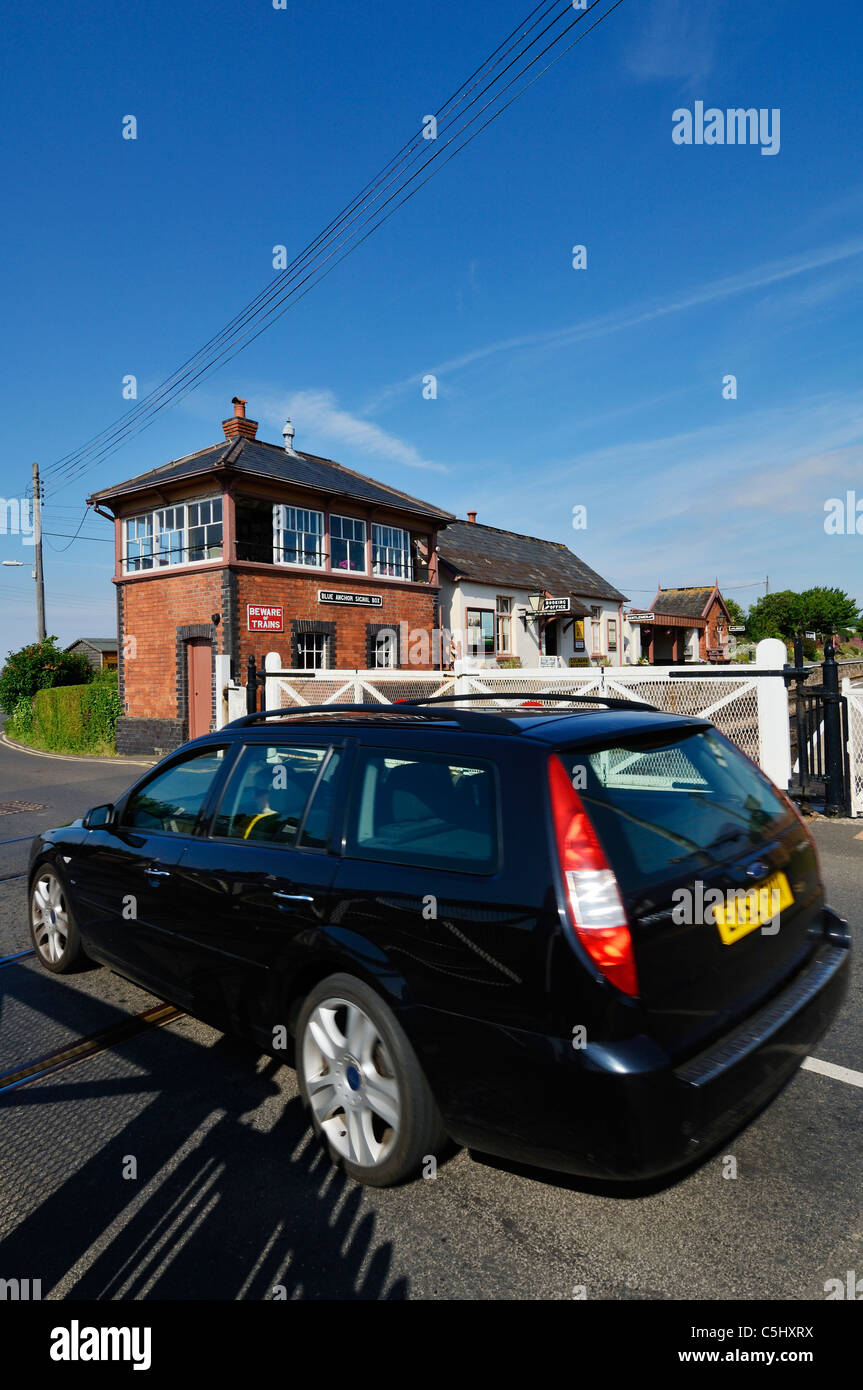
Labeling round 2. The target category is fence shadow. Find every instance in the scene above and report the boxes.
[0,970,410,1300]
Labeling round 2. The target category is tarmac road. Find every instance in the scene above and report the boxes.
[0,735,860,1300]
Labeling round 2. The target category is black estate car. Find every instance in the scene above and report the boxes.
[28,696,850,1187]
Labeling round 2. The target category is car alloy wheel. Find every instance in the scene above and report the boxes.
[301,996,401,1169]
[31,870,71,966]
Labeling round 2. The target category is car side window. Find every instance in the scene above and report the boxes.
[345,750,498,873]
[212,744,330,845]
[122,748,228,835]
[298,748,343,849]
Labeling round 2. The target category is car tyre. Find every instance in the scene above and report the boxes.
[29,865,85,973]
[296,972,447,1187]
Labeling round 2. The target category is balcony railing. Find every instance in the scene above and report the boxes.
[234,540,431,581]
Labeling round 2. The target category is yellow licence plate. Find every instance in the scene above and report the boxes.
[713,871,794,945]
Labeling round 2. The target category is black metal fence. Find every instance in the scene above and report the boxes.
[785,637,850,815]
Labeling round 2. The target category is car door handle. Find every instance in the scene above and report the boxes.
[273,890,314,904]
[145,868,171,879]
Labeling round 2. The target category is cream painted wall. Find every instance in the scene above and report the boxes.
[439,575,626,666]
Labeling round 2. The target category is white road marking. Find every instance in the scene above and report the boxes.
[802,1056,863,1088]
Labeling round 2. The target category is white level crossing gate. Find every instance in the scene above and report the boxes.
[842,681,863,816]
[231,643,793,793]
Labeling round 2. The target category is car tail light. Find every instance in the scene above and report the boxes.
[547,754,638,997]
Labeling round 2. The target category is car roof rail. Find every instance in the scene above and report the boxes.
[226,690,660,733]
[227,702,525,735]
[398,691,662,713]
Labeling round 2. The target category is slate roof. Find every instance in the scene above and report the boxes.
[65,637,118,652]
[87,436,454,524]
[438,520,626,603]
[652,586,717,620]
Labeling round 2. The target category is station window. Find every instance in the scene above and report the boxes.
[372,524,411,579]
[124,514,154,572]
[330,515,366,572]
[591,605,603,654]
[123,497,222,573]
[155,507,187,566]
[296,632,330,669]
[277,505,324,567]
[373,630,398,668]
[495,596,512,655]
[466,608,494,657]
[188,498,223,562]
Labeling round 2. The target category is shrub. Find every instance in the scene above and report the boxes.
[27,678,124,753]
[0,636,91,715]
[496,656,522,669]
[7,694,35,737]
[34,686,88,749]
[84,675,123,745]
[731,643,756,664]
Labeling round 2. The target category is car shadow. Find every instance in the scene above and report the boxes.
[0,969,412,1300]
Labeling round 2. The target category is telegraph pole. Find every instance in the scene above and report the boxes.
[32,461,46,640]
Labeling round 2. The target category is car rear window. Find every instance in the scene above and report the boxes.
[345,749,499,873]
[558,727,795,892]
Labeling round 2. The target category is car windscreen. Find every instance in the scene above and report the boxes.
[557,727,795,893]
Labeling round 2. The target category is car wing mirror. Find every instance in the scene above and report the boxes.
[83,803,116,830]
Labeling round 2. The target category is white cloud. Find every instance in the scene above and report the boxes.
[624,0,720,86]
[453,390,863,604]
[366,236,863,414]
[256,389,446,473]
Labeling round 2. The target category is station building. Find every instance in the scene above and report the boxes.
[627,584,733,664]
[437,515,627,666]
[88,399,453,755]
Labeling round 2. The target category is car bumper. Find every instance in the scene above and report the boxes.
[410,925,850,1182]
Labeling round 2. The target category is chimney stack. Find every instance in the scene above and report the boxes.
[222,397,259,440]
[467,510,477,524]
[282,418,297,454]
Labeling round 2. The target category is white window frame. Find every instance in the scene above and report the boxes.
[122,496,223,575]
[495,596,512,655]
[187,498,223,563]
[466,607,495,657]
[296,632,329,670]
[372,523,412,580]
[123,513,154,573]
[373,630,398,668]
[330,514,367,574]
[275,505,325,568]
[590,605,603,654]
[607,618,618,654]
[155,505,186,567]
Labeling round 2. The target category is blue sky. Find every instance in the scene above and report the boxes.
[1,0,862,651]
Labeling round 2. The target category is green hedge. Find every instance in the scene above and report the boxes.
[9,677,123,753]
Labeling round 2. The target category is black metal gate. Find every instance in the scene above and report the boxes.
[785,637,850,815]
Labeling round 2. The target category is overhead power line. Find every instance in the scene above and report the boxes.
[43,0,629,497]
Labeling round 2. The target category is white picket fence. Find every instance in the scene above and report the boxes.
[214,639,793,789]
[842,679,863,816]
